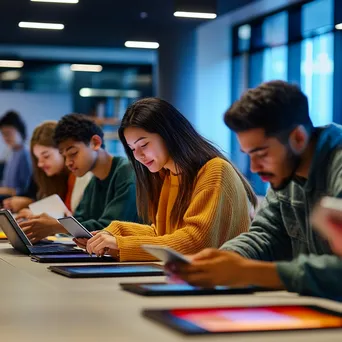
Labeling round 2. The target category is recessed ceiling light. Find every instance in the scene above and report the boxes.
[30,0,79,3]
[124,41,159,49]
[0,60,24,68]
[70,64,103,72]
[0,71,21,81]
[18,21,64,30]
[335,23,342,30]
[80,88,141,98]
[238,24,251,40]
[174,11,217,19]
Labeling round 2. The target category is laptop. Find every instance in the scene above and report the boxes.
[0,210,83,255]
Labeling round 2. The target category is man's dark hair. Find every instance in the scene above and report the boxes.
[54,113,105,148]
[0,110,26,140]
[224,80,313,137]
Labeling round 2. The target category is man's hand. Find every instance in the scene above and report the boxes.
[19,213,66,243]
[15,208,33,220]
[170,249,252,287]
[86,231,119,257]
[170,248,284,289]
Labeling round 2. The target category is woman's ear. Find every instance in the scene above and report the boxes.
[289,125,309,154]
[90,135,103,151]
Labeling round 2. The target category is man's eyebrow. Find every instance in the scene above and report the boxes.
[59,146,77,154]
[240,146,268,154]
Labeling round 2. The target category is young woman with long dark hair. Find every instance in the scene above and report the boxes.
[83,98,257,261]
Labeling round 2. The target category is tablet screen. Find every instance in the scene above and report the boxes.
[141,284,229,291]
[169,305,342,332]
[64,265,162,274]
[34,254,91,259]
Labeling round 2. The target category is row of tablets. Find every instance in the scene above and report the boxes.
[1,210,342,335]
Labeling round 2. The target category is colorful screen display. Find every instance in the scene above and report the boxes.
[169,306,342,332]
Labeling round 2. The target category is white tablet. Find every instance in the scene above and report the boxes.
[29,194,68,219]
[311,196,342,239]
[141,245,191,264]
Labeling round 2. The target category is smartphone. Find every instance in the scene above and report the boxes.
[311,196,342,237]
[141,245,191,264]
[58,216,93,239]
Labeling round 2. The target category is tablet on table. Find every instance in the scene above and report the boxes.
[120,282,260,296]
[142,304,342,335]
[31,253,116,263]
[48,263,165,278]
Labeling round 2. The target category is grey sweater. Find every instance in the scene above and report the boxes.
[221,124,342,300]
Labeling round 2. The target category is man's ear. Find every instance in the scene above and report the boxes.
[289,125,309,154]
[90,135,102,151]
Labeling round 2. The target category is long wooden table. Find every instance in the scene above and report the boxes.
[0,242,341,342]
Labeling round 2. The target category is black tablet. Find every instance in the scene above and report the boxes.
[31,253,116,263]
[48,263,165,278]
[142,304,342,335]
[120,282,257,296]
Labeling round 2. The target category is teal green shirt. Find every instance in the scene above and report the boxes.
[74,156,139,231]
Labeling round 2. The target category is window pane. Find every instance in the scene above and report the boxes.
[300,32,334,126]
[231,55,250,179]
[301,0,334,36]
[262,11,288,46]
[238,24,251,52]
[263,46,288,81]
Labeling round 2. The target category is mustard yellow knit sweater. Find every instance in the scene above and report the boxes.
[104,157,250,261]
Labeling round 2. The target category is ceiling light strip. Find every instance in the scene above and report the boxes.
[124,41,159,49]
[70,64,103,72]
[18,22,65,30]
[0,60,24,68]
[174,11,217,19]
[30,0,79,3]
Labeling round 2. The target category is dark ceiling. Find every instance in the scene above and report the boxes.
[0,0,257,48]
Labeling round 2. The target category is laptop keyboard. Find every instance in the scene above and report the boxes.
[28,244,83,255]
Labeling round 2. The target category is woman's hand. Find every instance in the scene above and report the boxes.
[86,231,118,257]
[3,196,34,213]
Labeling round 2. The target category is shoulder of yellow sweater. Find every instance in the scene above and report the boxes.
[198,157,238,179]
[195,157,243,191]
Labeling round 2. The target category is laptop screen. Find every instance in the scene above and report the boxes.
[0,210,32,248]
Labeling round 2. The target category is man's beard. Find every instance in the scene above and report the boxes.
[258,148,302,192]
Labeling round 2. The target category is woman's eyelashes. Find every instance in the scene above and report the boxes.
[130,142,149,152]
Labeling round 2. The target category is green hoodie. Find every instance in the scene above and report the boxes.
[74,156,139,231]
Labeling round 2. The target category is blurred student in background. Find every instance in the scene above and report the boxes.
[82,98,256,261]
[4,121,91,214]
[0,111,31,201]
[20,114,139,243]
